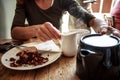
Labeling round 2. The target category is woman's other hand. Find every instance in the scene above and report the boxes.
[107,26,120,38]
[98,26,120,38]
[89,17,120,38]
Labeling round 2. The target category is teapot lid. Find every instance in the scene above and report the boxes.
[81,34,120,47]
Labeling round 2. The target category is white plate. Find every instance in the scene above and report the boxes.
[1,41,62,70]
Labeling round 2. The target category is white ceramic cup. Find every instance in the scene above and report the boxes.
[61,29,90,57]
[61,31,78,57]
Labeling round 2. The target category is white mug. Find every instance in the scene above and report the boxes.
[61,31,78,57]
[61,29,90,57]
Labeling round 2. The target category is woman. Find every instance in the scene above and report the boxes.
[11,0,108,41]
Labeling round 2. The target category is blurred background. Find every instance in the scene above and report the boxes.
[0,0,16,39]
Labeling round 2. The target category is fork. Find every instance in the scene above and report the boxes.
[12,44,61,53]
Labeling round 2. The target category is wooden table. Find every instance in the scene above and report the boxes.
[0,39,80,80]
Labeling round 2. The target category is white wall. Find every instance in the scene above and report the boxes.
[0,0,16,39]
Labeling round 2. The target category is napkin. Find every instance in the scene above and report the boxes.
[34,40,61,52]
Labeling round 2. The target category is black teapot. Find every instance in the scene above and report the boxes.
[76,34,120,80]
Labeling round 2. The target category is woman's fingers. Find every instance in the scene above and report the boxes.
[36,22,61,41]
[100,27,108,34]
[37,29,50,41]
[113,30,120,38]
[107,26,120,38]
[39,24,56,39]
[44,22,61,39]
[100,26,120,38]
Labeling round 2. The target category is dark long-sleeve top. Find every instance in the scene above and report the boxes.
[12,0,95,30]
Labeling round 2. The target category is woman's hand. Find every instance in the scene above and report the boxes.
[89,17,120,38]
[96,25,120,38]
[107,26,120,38]
[89,18,109,34]
[36,22,61,41]
[11,22,61,41]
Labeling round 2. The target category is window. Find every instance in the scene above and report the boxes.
[92,0,118,13]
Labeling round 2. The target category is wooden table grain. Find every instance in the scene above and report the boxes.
[0,39,80,80]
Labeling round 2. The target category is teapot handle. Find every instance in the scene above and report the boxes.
[80,49,95,57]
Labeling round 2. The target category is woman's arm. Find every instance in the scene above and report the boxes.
[11,22,61,41]
[63,0,95,27]
[11,25,37,40]
[89,18,108,33]
[63,0,108,33]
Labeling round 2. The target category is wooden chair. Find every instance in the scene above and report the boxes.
[103,15,115,28]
